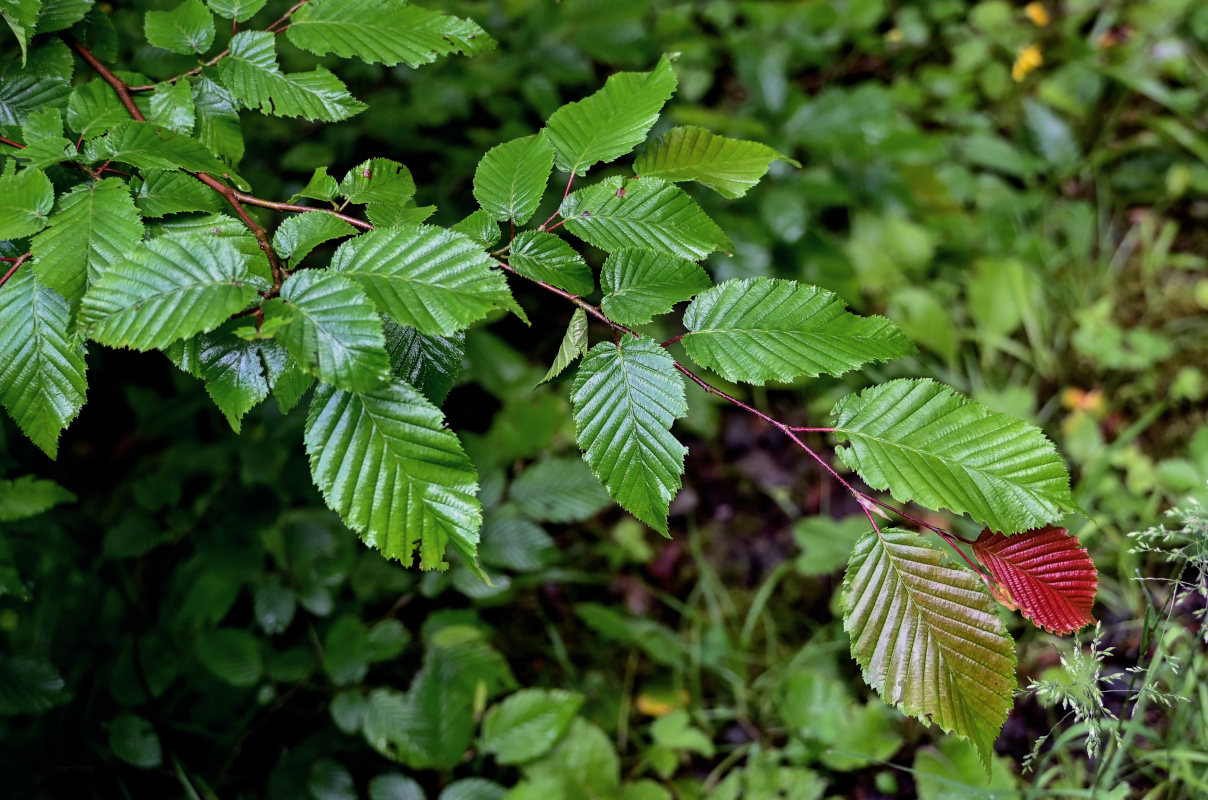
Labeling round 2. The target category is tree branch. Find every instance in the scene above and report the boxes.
[0,253,32,289]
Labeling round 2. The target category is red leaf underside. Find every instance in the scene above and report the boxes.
[972,526,1098,635]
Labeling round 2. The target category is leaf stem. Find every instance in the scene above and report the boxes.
[538,172,575,230]
[0,253,31,289]
[0,135,23,149]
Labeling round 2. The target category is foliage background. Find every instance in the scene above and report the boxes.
[3,0,1208,798]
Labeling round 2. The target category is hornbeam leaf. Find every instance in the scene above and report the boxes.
[507,231,594,296]
[0,40,72,127]
[1,0,40,63]
[561,176,731,260]
[831,379,1075,533]
[194,325,271,432]
[144,0,215,55]
[338,158,415,206]
[265,269,391,392]
[31,177,145,303]
[0,168,54,240]
[330,226,518,337]
[206,0,268,22]
[473,132,554,225]
[571,338,686,534]
[288,0,494,68]
[35,0,91,33]
[538,308,588,385]
[842,529,1016,770]
[79,235,259,351]
[84,121,233,176]
[972,526,1098,634]
[272,212,357,265]
[146,79,196,134]
[304,378,482,573]
[600,249,711,326]
[383,317,464,406]
[682,278,916,385]
[191,76,244,163]
[545,54,676,176]
[634,126,799,198]
[0,271,87,458]
[66,80,129,140]
[219,31,365,122]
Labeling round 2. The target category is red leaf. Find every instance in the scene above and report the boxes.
[972,526,1098,635]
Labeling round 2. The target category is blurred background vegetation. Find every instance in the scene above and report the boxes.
[3,0,1208,798]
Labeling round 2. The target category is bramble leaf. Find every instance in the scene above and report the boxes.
[538,308,588,385]
[634,125,798,198]
[972,526,1098,634]
[831,379,1076,533]
[507,231,593,296]
[571,338,686,534]
[473,132,554,225]
[218,31,365,122]
[843,529,1016,770]
[599,249,711,326]
[682,278,916,385]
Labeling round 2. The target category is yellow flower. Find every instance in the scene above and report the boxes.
[1025,2,1050,27]
[886,28,904,44]
[1012,43,1043,82]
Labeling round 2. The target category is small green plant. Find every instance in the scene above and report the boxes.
[1,0,1101,773]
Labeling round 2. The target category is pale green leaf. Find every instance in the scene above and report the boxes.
[600,249,710,326]
[682,277,916,385]
[0,168,53,239]
[538,307,588,384]
[273,212,357,265]
[304,378,482,571]
[507,231,593,296]
[266,269,390,392]
[66,79,129,140]
[288,0,493,67]
[291,167,338,203]
[145,0,214,55]
[338,158,415,205]
[146,78,196,134]
[0,271,87,457]
[561,176,730,260]
[480,689,584,765]
[330,226,517,337]
[1,0,41,63]
[219,31,365,122]
[383,317,463,406]
[85,120,233,175]
[78,235,259,351]
[0,475,76,521]
[832,379,1075,533]
[634,125,797,198]
[545,54,676,176]
[261,339,314,413]
[473,132,554,224]
[508,456,612,523]
[17,107,75,169]
[571,338,686,533]
[31,177,145,302]
[842,529,1016,769]
[205,0,267,22]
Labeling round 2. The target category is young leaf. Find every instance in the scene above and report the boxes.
[144,0,215,55]
[450,209,500,249]
[507,231,594,297]
[265,269,391,392]
[304,378,482,572]
[338,158,415,206]
[538,308,588,384]
[291,167,339,204]
[383,318,464,406]
[545,54,676,176]
[682,278,916,385]
[561,176,731,260]
[206,0,268,22]
[0,168,54,239]
[473,132,555,225]
[972,526,1098,634]
[843,529,1016,770]
[0,271,88,458]
[634,126,798,198]
[329,226,518,337]
[78,235,259,351]
[218,31,366,122]
[31,177,145,302]
[480,689,584,765]
[599,249,711,326]
[84,121,233,176]
[831,379,1075,533]
[571,338,687,534]
[272,213,357,265]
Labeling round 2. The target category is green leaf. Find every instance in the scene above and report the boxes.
[288,0,493,68]
[78,235,259,351]
[633,126,797,198]
[507,231,593,296]
[650,709,714,757]
[545,54,676,176]
[109,713,162,769]
[338,158,416,206]
[219,31,365,122]
[191,75,244,163]
[831,379,1076,533]
[35,0,89,32]
[145,0,214,55]
[571,338,686,533]
[0,168,53,239]
[383,318,463,406]
[262,340,314,413]
[518,718,621,799]
[146,79,196,134]
[31,177,145,302]
[66,79,129,140]
[206,0,267,22]
[479,511,554,572]
[0,271,88,457]
[561,176,731,260]
[0,656,66,715]
[135,169,225,217]
[304,378,482,572]
[323,615,370,685]
[450,209,500,249]
[17,107,75,169]
[682,278,917,385]
[273,212,357,265]
[1,0,41,66]
[473,132,554,224]
[366,202,437,230]
[508,456,611,523]
[842,529,1016,769]
[330,226,518,337]
[0,40,72,127]
[0,475,76,521]
[265,269,390,392]
[368,774,424,800]
[538,307,588,384]
[194,325,271,432]
[292,167,339,203]
[195,628,263,687]
[85,120,233,175]
[439,780,506,800]
[600,249,711,326]
[480,689,584,765]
